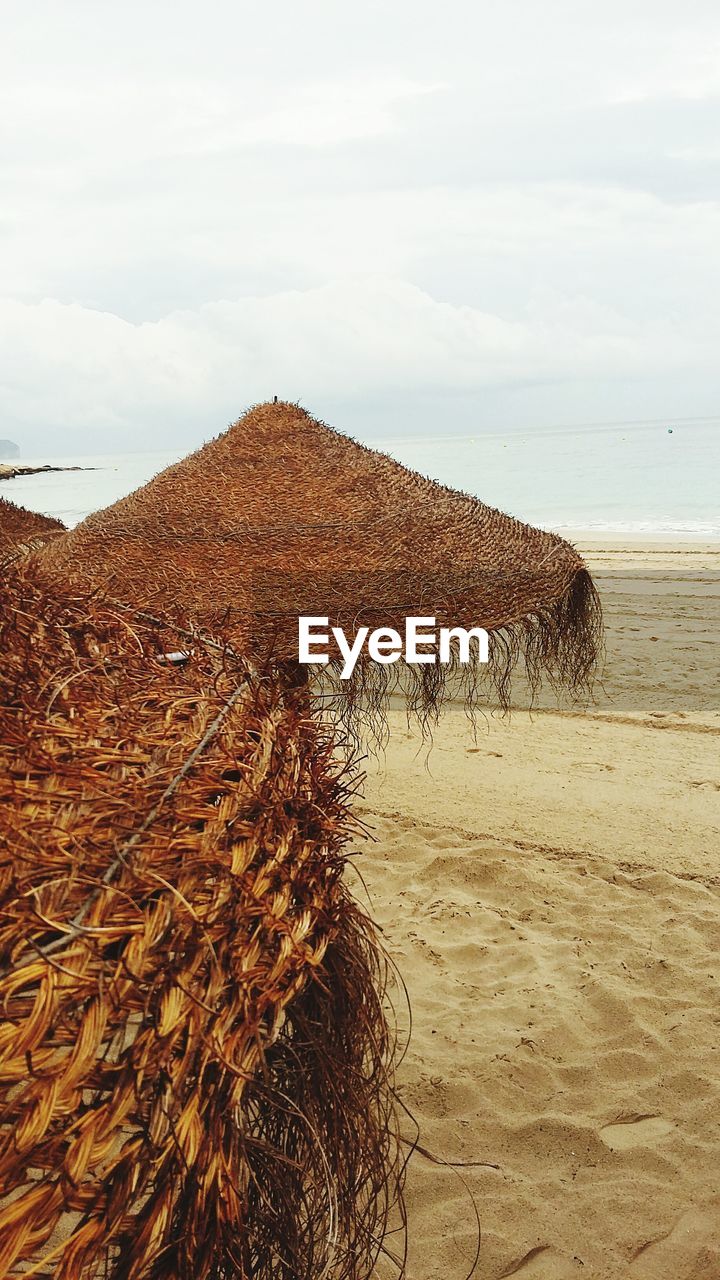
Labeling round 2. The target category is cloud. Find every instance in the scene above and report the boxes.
[611,44,720,104]
[0,75,444,163]
[183,78,447,151]
[1,274,714,449]
[1,0,719,450]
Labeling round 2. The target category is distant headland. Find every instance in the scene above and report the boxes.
[0,461,96,480]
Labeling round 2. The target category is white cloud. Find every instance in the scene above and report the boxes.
[184,78,446,150]
[611,44,720,103]
[1,0,719,448]
[0,75,443,162]
[1,274,714,449]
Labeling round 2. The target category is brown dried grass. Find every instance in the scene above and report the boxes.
[0,500,65,566]
[0,563,402,1279]
[32,402,603,739]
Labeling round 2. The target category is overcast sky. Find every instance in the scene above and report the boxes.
[2,0,720,453]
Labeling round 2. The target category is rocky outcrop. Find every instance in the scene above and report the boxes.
[0,462,94,480]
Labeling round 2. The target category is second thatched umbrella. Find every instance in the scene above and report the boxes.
[34,401,601,720]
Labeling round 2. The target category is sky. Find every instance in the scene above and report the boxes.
[2,0,720,454]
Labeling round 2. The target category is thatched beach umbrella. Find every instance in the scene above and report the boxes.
[0,559,400,1279]
[34,401,601,727]
[0,497,65,565]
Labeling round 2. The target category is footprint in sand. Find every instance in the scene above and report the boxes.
[498,1244,581,1278]
[599,1113,674,1150]
[628,1205,720,1276]
[571,761,615,771]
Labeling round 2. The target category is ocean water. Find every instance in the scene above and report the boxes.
[2,420,718,537]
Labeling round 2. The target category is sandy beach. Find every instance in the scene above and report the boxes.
[358,540,720,1279]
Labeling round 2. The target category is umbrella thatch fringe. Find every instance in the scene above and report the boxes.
[313,566,604,748]
[0,565,403,1279]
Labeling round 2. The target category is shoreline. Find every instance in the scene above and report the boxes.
[563,531,720,551]
[0,462,96,481]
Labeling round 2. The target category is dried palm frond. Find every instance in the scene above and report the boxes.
[0,563,402,1279]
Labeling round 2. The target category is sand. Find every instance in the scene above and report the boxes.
[358,540,720,1280]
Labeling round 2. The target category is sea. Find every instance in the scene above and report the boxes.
[2,419,718,539]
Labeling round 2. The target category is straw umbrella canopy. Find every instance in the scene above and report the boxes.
[34,401,601,718]
[0,497,65,564]
[0,556,400,1279]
